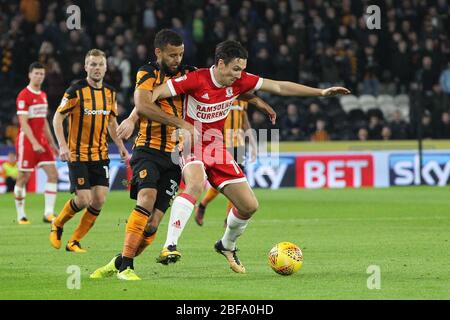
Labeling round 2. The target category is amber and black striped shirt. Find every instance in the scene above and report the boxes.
[223,100,248,148]
[134,62,196,153]
[57,79,117,162]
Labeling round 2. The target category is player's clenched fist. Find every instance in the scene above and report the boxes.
[59,145,70,162]
[32,142,45,153]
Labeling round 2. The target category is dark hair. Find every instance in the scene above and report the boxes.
[154,29,183,49]
[214,40,248,65]
[29,62,45,73]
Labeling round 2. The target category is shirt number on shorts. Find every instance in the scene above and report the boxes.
[103,166,109,179]
[230,160,240,174]
[166,179,178,198]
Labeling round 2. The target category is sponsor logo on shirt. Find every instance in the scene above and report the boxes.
[84,109,111,116]
[195,101,233,121]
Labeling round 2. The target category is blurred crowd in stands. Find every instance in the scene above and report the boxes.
[1,0,450,144]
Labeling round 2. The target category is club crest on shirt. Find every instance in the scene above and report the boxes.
[78,178,85,185]
[225,87,233,97]
[139,169,147,179]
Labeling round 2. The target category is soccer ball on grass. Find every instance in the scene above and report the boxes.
[268,242,303,275]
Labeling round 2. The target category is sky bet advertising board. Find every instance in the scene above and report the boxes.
[3,150,450,192]
[389,153,450,186]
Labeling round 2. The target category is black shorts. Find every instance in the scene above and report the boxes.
[228,146,246,171]
[129,147,181,213]
[68,160,110,193]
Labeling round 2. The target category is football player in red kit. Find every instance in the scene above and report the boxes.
[152,40,350,273]
[14,62,59,224]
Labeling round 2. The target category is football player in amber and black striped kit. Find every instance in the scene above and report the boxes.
[90,29,273,280]
[50,49,129,253]
[90,29,196,280]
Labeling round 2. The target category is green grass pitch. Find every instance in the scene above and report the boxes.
[1,187,449,300]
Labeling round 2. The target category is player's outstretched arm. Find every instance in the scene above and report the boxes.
[116,107,139,140]
[260,79,350,97]
[151,83,174,103]
[52,112,70,161]
[108,116,129,162]
[135,88,197,139]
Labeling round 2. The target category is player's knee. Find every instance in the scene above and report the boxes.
[185,181,204,200]
[239,197,259,217]
[17,172,31,186]
[47,169,58,182]
[137,191,156,211]
[91,196,106,209]
[75,193,91,208]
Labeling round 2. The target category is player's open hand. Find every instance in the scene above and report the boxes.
[32,142,45,154]
[260,103,277,125]
[117,118,135,140]
[321,87,351,97]
[267,108,277,125]
[59,145,70,162]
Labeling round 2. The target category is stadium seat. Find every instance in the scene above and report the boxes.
[379,103,397,120]
[339,95,359,112]
[358,95,377,112]
[397,105,410,121]
[394,94,410,107]
[376,94,394,107]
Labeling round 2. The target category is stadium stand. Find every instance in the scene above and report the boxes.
[0,0,449,142]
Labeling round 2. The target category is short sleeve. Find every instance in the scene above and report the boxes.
[135,66,156,90]
[237,72,263,93]
[166,71,200,96]
[57,87,79,114]
[16,91,28,115]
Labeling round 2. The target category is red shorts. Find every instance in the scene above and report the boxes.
[16,132,55,171]
[181,143,247,190]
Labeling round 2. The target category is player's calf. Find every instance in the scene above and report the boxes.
[135,224,158,257]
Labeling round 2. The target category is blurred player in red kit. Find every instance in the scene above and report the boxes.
[14,62,59,224]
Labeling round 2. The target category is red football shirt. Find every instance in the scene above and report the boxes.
[16,86,49,143]
[167,66,263,143]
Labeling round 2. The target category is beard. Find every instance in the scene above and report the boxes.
[161,61,179,76]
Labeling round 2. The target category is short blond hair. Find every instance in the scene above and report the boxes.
[85,49,106,61]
